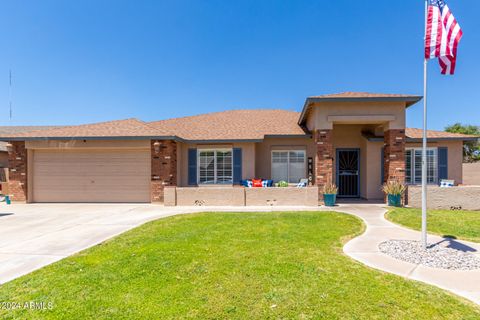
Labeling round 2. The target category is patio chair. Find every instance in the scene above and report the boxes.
[440,179,454,187]
[296,179,308,188]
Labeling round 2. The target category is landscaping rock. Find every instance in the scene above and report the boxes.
[379,240,480,270]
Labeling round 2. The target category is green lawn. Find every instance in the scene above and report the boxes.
[1,211,479,319]
[386,208,480,243]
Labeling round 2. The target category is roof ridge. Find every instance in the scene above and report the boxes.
[0,118,161,139]
[149,109,300,124]
[9,118,142,136]
[406,127,479,138]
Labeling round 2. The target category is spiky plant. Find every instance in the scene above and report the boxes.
[382,180,406,196]
[323,183,338,195]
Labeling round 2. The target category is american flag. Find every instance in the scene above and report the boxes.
[425,0,463,75]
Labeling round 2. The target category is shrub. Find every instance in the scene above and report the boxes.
[323,183,338,195]
[277,181,289,187]
[382,180,406,196]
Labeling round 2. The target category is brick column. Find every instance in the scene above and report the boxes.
[6,141,28,202]
[384,129,406,183]
[151,140,177,203]
[315,129,334,201]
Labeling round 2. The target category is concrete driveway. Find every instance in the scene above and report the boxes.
[0,203,191,284]
[0,203,323,284]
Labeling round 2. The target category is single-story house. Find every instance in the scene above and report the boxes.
[0,92,477,205]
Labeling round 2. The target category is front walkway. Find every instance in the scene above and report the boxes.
[338,203,480,305]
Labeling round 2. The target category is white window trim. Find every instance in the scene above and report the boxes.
[197,148,233,185]
[271,150,307,184]
[405,147,438,185]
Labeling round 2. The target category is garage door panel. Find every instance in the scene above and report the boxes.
[33,150,151,203]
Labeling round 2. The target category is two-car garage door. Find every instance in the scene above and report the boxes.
[32,150,150,203]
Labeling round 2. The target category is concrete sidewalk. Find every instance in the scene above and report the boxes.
[339,204,480,305]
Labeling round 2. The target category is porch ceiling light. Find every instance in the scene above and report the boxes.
[153,141,161,154]
[5,143,13,153]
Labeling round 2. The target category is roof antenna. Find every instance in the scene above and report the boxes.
[8,69,13,121]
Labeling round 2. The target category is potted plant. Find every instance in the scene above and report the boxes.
[277,181,289,188]
[382,180,406,207]
[323,183,338,207]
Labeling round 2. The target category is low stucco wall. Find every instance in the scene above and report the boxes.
[463,163,480,186]
[165,186,319,207]
[173,187,245,206]
[407,185,480,210]
[245,187,318,206]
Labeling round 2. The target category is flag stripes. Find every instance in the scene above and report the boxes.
[424,0,462,75]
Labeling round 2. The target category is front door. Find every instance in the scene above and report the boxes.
[336,149,360,197]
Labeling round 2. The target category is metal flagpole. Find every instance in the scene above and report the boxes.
[422,0,428,249]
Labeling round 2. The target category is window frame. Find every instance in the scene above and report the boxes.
[405,147,438,185]
[270,150,307,184]
[197,148,233,185]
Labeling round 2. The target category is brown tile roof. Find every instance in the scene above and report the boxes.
[0,126,63,151]
[405,128,479,140]
[149,109,307,141]
[308,92,419,99]
[1,119,162,139]
[0,126,62,135]
[0,110,475,143]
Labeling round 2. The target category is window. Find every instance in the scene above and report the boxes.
[405,148,438,184]
[271,150,306,183]
[198,149,232,184]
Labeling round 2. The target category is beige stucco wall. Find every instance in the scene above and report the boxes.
[172,187,246,206]
[245,187,318,206]
[408,185,480,210]
[405,140,463,185]
[365,141,384,199]
[463,163,480,186]
[308,101,406,131]
[165,186,319,206]
[255,137,315,181]
[0,151,7,168]
[177,142,256,187]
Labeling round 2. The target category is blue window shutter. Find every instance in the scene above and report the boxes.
[188,148,197,185]
[438,147,448,183]
[233,148,242,184]
[380,147,385,184]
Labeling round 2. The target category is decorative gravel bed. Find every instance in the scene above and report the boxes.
[379,240,480,270]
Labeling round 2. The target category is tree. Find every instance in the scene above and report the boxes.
[445,123,480,162]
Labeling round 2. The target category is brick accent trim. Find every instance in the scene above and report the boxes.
[383,129,406,183]
[151,140,177,202]
[315,129,334,201]
[6,141,28,202]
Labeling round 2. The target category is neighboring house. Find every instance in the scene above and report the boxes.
[0,92,476,204]
[0,126,62,185]
[0,142,7,168]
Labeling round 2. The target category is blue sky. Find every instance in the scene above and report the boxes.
[0,0,478,130]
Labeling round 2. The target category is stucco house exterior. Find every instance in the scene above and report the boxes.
[0,92,476,205]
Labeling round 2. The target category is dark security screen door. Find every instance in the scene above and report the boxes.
[337,149,360,197]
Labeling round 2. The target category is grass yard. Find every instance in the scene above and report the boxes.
[386,208,480,243]
[0,211,479,319]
